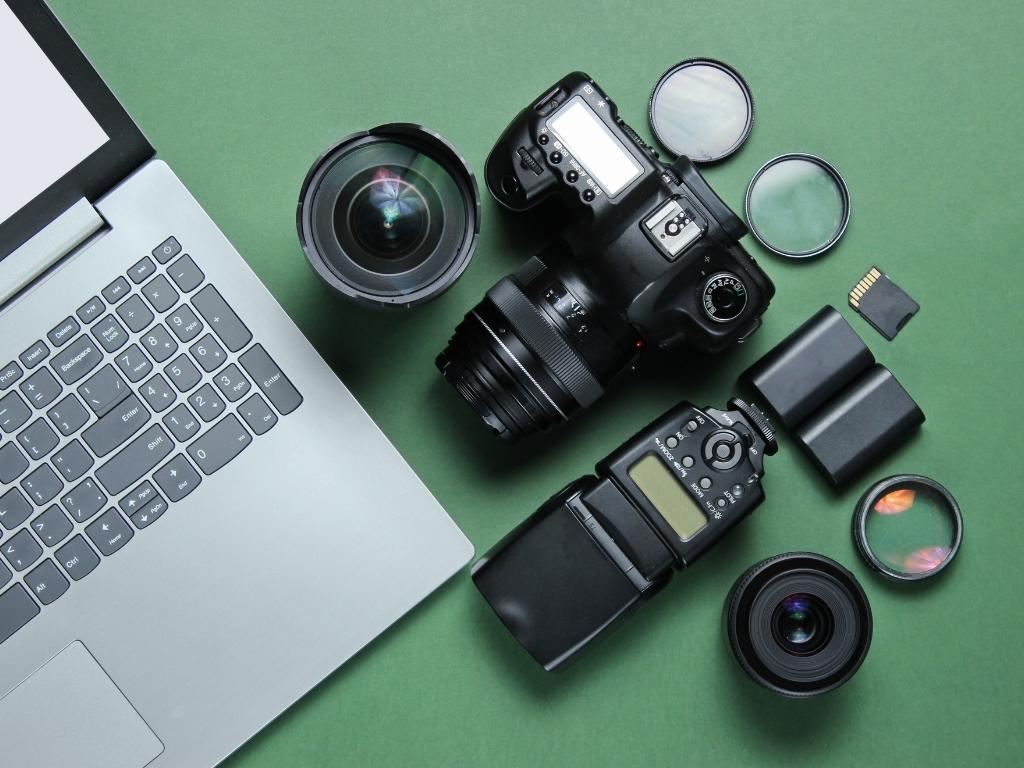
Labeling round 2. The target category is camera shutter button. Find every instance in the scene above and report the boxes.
[703,430,744,471]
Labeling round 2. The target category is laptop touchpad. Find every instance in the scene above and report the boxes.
[0,641,163,768]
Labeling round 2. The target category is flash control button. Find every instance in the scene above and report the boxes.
[703,430,744,471]
[666,436,678,449]
[699,477,712,490]
[686,420,698,432]
[681,456,694,468]
[731,484,745,498]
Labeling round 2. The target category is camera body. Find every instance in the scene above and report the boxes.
[484,71,773,353]
[472,398,777,670]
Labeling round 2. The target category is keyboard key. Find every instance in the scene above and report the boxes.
[141,274,179,313]
[17,418,59,460]
[0,361,23,389]
[3,529,43,571]
[239,345,302,415]
[118,480,164,517]
[0,562,8,589]
[168,254,204,292]
[24,559,70,606]
[21,464,62,505]
[82,394,149,458]
[115,344,153,383]
[56,535,100,581]
[152,236,181,263]
[153,454,201,502]
[52,440,94,482]
[140,324,178,364]
[32,505,74,547]
[214,364,251,402]
[187,414,251,475]
[19,368,61,409]
[139,373,176,413]
[123,487,168,529]
[0,442,29,483]
[0,391,31,433]
[86,509,134,556]
[238,393,278,436]
[116,294,154,333]
[165,354,201,393]
[47,394,90,436]
[188,384,224,422]
[92,314,129,353]
[46,317,80,347]
[191,285,252,352]
[95,424,173,496]
[102,276,131,304]
[76,296,104,324]
[162,404,201,442]
[0,585,40,645]
[0,488,32,530]
[18,341,49,370]
[50,335,103,385]
[189,334,226,373]
[166,304,204,342]
[128,256,156,284]
[78,365,130,417]
[60,478,107,524]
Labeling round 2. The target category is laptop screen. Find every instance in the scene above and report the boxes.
[0,0,152,263]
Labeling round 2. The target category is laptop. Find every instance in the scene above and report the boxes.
[0,1,473,766]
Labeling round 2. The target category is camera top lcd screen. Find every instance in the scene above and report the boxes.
[547,98,642,197]
[628,453,707,540]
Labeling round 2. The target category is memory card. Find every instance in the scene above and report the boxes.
[849,267,919,340]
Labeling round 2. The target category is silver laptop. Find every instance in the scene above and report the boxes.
[0,2,473,766]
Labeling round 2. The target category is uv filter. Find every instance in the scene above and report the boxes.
[853,475,963,582]
[745,154,850,259]
[649,59,754,163]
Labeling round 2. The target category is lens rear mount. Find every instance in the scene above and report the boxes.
[725,552,872,697]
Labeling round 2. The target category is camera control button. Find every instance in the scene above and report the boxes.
[699,477,712,490]
[686,420,699,432]
[704,430,744,471]
[666,436,678,449]
[566,170,579,183]
[681,456,694,468]
[550,151,563,164]
[538,133,549,145]
[731,484,745,498]
[715,497,728,509]
[582,189,595,202]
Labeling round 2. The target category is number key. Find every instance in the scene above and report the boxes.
[188,384,225,422]
[189,334,226,373]
[166,304,204,343]
[116,344,153,383]
[162,403,201,441]
[213,364,251,402]
[164,354,202,393]
[139,373,177,413]
[141,324,178,364]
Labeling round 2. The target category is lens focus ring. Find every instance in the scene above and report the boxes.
[487,278,604,407]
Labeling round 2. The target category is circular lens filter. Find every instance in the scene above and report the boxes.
[649,59,754,163]
[853,475,963,582]
[745,153,850,259]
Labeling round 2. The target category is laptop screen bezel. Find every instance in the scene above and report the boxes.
[0,0,153,263]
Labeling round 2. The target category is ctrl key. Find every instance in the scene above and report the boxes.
[56,535,101,582]
[0,584,40,645]
[25,559,70,606]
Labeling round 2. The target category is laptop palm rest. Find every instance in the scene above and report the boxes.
[0,641,163,768]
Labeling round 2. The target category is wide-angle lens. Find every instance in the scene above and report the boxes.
[726,552,872,697]
[298,124,479,309]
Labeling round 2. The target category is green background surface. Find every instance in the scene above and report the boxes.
[48,1,1023,765]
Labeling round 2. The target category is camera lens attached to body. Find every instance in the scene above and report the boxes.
[725,552,872,697]
[745,153,850,259]
[649,59,754,163]
[298,124,480,309]
[853,475,963,582]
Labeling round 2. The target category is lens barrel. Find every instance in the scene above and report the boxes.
[436,254,637,441]
[725,552,872,697]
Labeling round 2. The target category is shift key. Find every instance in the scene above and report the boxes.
[95,425,173,495]
[239,345,302,415]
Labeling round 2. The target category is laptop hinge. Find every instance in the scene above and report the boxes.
[0,198,105,308]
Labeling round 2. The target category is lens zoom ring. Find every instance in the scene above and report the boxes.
[487,278,603,407]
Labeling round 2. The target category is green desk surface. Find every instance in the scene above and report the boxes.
[48,1,1023,765]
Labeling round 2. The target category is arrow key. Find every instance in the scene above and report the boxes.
[3,529,43,572]
[24,559,70,606]
[86,509,134,556]
[153,454,201,502]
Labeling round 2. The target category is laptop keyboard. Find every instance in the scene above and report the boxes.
[0,237,302,645]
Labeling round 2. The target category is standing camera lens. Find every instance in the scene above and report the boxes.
[298,124,479,309]
[725,552,872,697]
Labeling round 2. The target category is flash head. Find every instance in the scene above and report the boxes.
[472,398,776,669]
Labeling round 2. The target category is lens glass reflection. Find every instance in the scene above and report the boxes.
[864,483,957,576]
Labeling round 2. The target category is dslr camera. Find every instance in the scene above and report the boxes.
[437,72,774,441]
